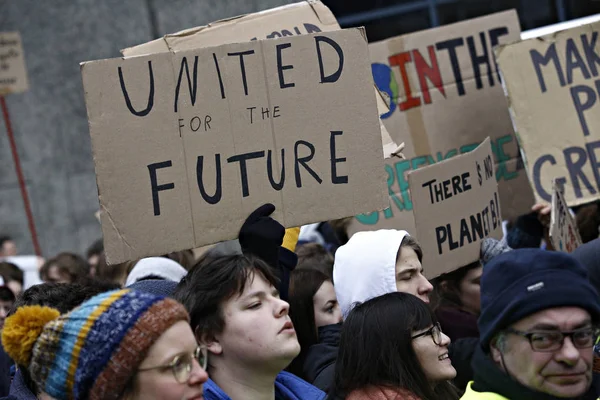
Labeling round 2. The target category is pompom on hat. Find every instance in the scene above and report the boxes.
[2,289,189,400]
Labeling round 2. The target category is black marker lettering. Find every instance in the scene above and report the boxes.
[315,36,344,83]
[119,61,154,117]
[196,155,222,205]
[228,50,255,96]
[227,151,266,197]
[148,161,174,216]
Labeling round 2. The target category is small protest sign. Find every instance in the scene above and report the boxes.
[550,180,582,253]
[408,138,502,278]
[0,32,28,95]
[359,10,534,237]
[496,21,600,207]
[81,29,387,264]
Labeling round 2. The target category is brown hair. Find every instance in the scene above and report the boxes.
[431,260,482,311]
[295,243,334,278]
[174,255,278,344]
[399,235,423,263]
[40,253,89,283]
[576,202,600,243]
[328,217,353,245]
[94,254,137,286]
[0,262,24,285]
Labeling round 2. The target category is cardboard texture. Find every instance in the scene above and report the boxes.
[408,138,503,278]
[550,180,582,253]
[496,21,600,207]
[356,10,534,239]
[122,0,339,57]
[81,29,388,264]
[122,0,397,158]
[0,32,29,95]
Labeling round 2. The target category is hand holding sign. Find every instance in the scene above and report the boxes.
[239,203,285,269]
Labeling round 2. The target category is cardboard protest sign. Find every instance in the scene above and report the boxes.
[122,0,397,158]
[496,21,600,207]
[0,32,29,95]
[81,29,388,264]
[408,138,502,278]
[356,10,534,238]
[550,180,582,253]
[122,0,338,57]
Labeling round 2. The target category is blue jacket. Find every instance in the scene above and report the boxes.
[3,370,35,400]
[204,371,326,400]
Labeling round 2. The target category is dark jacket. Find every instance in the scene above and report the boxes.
[303,323,341,393]
[436,306,479,342]
[449,337,479,392]
[466,346,600,400]
[0,345,11,398]
[6,370,35,400]
[572,238,600,294]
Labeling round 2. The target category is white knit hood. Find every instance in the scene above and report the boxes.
[333,229,409,318]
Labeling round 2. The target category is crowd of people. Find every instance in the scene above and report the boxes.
[0,200,599,400]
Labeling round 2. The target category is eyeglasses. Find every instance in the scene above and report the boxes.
[504,327,599,352]
[412,323,443,345]
[138,346,208,383]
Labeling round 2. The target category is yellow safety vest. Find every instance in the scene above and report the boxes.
[460,382,600,400]
[459,382,511,400]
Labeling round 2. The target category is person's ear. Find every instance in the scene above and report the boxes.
[195,326,222,355]
[490,337,504,365]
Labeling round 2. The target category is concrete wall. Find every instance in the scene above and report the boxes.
[0,0,294,257]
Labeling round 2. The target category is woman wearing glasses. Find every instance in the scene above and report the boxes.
[327,292,459,400]
[1,289,208,400]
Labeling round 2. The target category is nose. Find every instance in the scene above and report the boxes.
[440,331,451,347]
[275,297,290,317]
[334,307,343,324]
[419,274,434,296]
[188,358,209,385]
[555,336,582,366]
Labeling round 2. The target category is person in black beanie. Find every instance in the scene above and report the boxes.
[462,249,600,400]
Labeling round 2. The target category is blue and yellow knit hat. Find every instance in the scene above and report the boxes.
[1,289,189,400]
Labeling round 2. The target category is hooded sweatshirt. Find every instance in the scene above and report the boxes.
[203,372,326,400]
[334,230,408,318]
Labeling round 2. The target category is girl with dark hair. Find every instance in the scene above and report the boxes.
[329,292,459,400]
[431,260,482,343]
[287,269,342,391]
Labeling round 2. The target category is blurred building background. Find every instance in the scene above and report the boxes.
[326,0,600,42]
[1,0,599,257]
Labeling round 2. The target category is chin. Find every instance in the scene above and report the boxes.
[439,366,457,381]
[546,382,589,398]
[288,342,301,358]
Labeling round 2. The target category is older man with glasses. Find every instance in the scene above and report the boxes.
[461,249,600,400]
